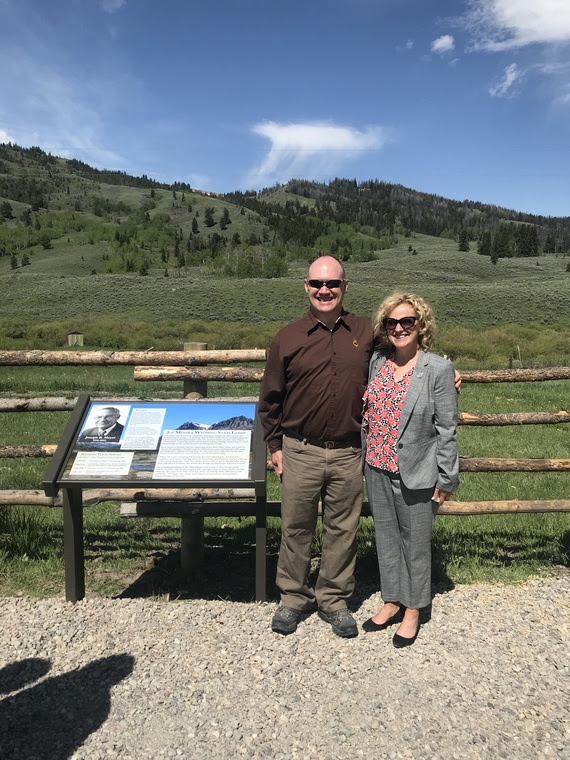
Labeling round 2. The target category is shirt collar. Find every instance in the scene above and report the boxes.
[305,309,351,334]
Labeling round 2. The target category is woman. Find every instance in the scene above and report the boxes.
[362,292,459,647]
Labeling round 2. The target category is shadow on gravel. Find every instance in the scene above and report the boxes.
[117,521,281,603]
[0,658,51,695]
[561,529,569,567]
[0,654,134,760]
[116,519,457,615]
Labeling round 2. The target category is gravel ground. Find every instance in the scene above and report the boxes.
[0,576,568,760]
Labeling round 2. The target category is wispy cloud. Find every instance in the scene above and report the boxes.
[100,0,126,13]
[466,0,570,51]
[431,35,455,54]
[187,173,212,192]
[0,126,15,143]
[397,40,414,52]
[0,2,143,171]
[245,121,388,189]
[489,63,523,96]
[0,44,127,167]
[460,2,570,102]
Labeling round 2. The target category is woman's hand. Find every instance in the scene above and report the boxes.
[432,487,452,506]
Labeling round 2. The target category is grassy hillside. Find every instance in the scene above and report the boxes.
[1,231,568,358]
[0,143,569,365]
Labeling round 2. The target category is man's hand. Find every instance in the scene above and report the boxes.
[271,450,283,482]
[454,369,461,394]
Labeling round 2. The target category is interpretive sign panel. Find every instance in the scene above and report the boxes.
[46,398,261,490]
[42,395,268,604]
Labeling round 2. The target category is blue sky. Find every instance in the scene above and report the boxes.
[84,401,256,430]
[1,0,569,216]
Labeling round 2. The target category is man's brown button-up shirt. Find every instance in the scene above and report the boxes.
[258,310,374,453]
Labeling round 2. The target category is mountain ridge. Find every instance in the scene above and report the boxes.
[1,142,569,281]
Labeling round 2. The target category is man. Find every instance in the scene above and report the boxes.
[258,256,373,638]
[79,406,124,442]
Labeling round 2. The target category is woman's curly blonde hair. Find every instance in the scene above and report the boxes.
[372,292,436,351]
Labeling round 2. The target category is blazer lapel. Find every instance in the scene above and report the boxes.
[398,351,429,435]
[368,350,388,383]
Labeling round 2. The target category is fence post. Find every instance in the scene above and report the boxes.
[180,342,207,572]
[182,341,208,399]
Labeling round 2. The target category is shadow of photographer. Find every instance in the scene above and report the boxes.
[0,654,134,760]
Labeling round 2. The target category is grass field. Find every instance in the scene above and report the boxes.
[0,221,568,597]
[0,368,568,598]
[1,233,569,329]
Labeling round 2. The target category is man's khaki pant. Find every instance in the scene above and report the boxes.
[278,434,363,611]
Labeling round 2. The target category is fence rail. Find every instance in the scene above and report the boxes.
[1,351,569,513]
[0,349,266,366]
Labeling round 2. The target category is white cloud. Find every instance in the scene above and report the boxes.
[0,127,15,143]
[246,121,388,189]
[466,0,570,51]
[431,35,455,54]
[187,173,211,192]
[489,63,523,96]
[100,0,126,13]
[461,2,570,101]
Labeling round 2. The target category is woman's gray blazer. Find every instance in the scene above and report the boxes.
[363,349,459,493]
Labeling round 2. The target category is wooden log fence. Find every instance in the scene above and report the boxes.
[0,488,255,508]
[119,499,568,518]
[2,444,570,474]
[0,349,266,366]
[133,366,265,382]
[0,396,259,412]
[458,367,570,383]
[0,351,569,513]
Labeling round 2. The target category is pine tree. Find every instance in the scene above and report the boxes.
[204,207,215,227]
[458,229,470,252]
[544,232,556,254]
[478,231,492,257]
[492,227,512,259]
[516,225,539,257]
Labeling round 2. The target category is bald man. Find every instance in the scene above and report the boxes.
[79,406,124,442]
[258,256,372,638]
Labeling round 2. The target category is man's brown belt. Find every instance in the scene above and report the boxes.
[285,429,361,450]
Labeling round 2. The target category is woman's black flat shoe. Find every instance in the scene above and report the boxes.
[362,609,403,632]
[392,625,420,648]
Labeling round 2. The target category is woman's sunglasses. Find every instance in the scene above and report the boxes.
[383,316,418,331]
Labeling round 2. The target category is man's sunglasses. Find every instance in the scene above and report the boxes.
[306,279,347,289]
[383,316,418,330]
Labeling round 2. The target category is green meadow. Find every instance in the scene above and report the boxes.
[0,227,569,599]
[0,232,569,367]
[0,366,568,598]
